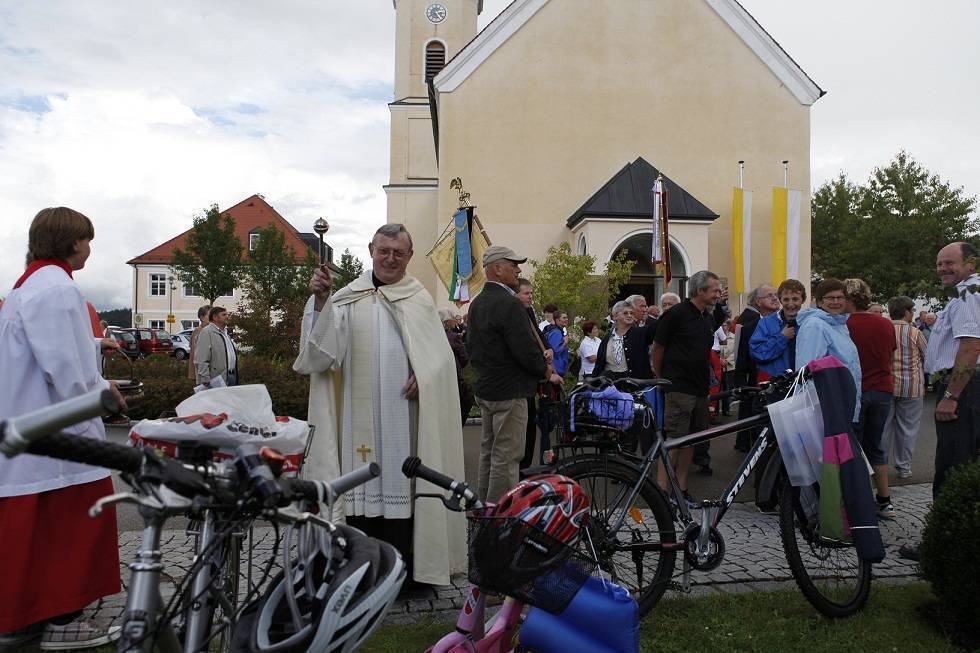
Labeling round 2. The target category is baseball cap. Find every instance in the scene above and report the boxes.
[483,245,527,267]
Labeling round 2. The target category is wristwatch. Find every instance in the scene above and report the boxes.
[943,390,959,401]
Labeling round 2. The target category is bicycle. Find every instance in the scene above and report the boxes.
[0,388,401,653]
[400,457,632,653]
[544,371,873,619]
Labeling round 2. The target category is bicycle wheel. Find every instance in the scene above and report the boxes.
[558,455,676,616]
[778,474,871,618]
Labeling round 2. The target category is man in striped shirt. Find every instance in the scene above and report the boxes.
[924,242,980,500]
[884,296,928,479]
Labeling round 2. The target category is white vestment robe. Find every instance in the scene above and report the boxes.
[293,271,466,585]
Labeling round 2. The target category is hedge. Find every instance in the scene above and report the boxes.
[104,353,310,421]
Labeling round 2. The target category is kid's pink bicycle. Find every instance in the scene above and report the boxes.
[401,458,639,653]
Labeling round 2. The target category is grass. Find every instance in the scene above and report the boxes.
[359,582,964,652]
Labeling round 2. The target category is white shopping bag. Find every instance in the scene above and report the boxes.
[129,384,310,473]
[767,389,820,487]
[791,383,825,484]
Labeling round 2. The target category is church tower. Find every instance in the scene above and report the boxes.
[386,0,481,288]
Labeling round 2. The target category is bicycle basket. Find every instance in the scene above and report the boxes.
[559,390,637,446]
[467,516,595,614]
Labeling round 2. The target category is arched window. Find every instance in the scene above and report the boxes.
[425,41,446,82]
[577,234,588,256]
[613,233,689,301]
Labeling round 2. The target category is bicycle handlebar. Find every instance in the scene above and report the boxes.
[26,430,144,473]
[283,463,381,505]
[0,388,119,457]
[402,456,483,510]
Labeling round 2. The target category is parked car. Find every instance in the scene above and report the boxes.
[171,333,191,360]
[122,328,174,357]
[111,330,140,358]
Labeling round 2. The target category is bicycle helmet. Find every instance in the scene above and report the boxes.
[493,474,590,546]
[241,523,405,653]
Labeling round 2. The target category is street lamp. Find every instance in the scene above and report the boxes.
[168,275,177,333]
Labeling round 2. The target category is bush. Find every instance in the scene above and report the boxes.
[104,353,310,421]
[918,458,980,647]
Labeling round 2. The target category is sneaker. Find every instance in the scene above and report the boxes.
[40,620,121,651]
[897,469,912,479]
[0,622,46,648]
[876,500,896,520]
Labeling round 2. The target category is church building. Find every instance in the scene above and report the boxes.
[385,0,823,305]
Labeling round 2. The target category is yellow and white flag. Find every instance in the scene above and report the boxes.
[771,187,802,284]
[731,187,752,293]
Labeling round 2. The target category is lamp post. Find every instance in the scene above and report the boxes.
[168,275,177,333]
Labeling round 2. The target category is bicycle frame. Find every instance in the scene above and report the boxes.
[429,590,524,653]
[554,410,775,556]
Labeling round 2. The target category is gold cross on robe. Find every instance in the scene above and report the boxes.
[356,444,372,463]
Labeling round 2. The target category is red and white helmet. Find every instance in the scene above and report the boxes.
[493,474,590,546]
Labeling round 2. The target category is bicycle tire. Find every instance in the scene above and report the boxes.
[778,474,872,618]
[557,455,676,616]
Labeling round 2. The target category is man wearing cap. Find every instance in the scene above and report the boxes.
[293,223,465,587]
[467,245,551,501]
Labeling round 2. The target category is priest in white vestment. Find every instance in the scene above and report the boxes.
[293,224,466,586]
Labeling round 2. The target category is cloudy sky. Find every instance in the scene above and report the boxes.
[1,0,977,309]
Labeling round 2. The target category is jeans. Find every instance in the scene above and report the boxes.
[476,396,529,502]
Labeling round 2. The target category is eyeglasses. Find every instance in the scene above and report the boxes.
[374,247,412,260]
[761,293,778,300]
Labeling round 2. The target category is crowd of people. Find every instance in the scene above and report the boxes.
[0,206,977,647]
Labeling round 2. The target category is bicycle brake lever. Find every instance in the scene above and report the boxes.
[415,492,467,512]
[89,492,147,517]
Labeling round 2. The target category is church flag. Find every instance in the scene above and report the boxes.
[651,177,671,284]
[771,187,802,283]
[731,187,752,293]
[449,208,474,303]
[426,208,491,306]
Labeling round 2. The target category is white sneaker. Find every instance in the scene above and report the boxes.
[40,620,121,651]
[897,469,912,479]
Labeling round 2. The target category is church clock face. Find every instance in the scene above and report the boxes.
[425,3,448,24]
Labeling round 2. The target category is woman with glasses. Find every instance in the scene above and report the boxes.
[795,278,862,422]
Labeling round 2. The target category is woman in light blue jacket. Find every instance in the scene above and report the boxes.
[794,278,862,422]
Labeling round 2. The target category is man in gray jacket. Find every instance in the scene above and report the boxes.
[194,306,238,386]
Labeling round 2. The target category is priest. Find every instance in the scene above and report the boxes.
[293,223,466,586]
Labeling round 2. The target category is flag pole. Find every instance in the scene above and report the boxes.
[783,160,789,188]
[737,160,745,313]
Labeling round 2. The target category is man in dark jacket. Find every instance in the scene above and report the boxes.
[467,246,550,501]
[732,283,779,450]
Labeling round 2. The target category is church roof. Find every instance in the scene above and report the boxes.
[566,157,719,229]
[127,194,333,266]
[435,0,824,105]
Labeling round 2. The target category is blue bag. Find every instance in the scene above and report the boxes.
[520,576,639,653]
[586,386,634,429]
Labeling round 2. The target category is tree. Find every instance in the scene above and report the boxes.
[333,249,364,290]
[171,204,243,306]
[529,242,634,325]
[233,223,316,358]
[812,151,977,303]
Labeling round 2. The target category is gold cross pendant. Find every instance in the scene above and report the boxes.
[356,444,373,463]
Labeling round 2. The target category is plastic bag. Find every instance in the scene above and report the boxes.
[129,385,310,473]
[767,388,821,487]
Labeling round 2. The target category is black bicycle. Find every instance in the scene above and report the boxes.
[543,372,872,619]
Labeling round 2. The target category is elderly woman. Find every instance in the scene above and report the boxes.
[0,208,126,649]
[795,278,862,422]
[592,300,656,380]
[843,278,897,520]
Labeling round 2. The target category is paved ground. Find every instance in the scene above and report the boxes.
[84,482,928,630]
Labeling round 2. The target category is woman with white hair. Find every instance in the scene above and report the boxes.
[592,300,655,380]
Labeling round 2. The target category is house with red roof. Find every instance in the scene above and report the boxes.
[126,194,335,331]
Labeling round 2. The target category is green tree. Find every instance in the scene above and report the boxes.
[171,204,243,306]
[233,223,315,358]
[334,248,364,290]
[529,242,634,325]
[812,151,977,302]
